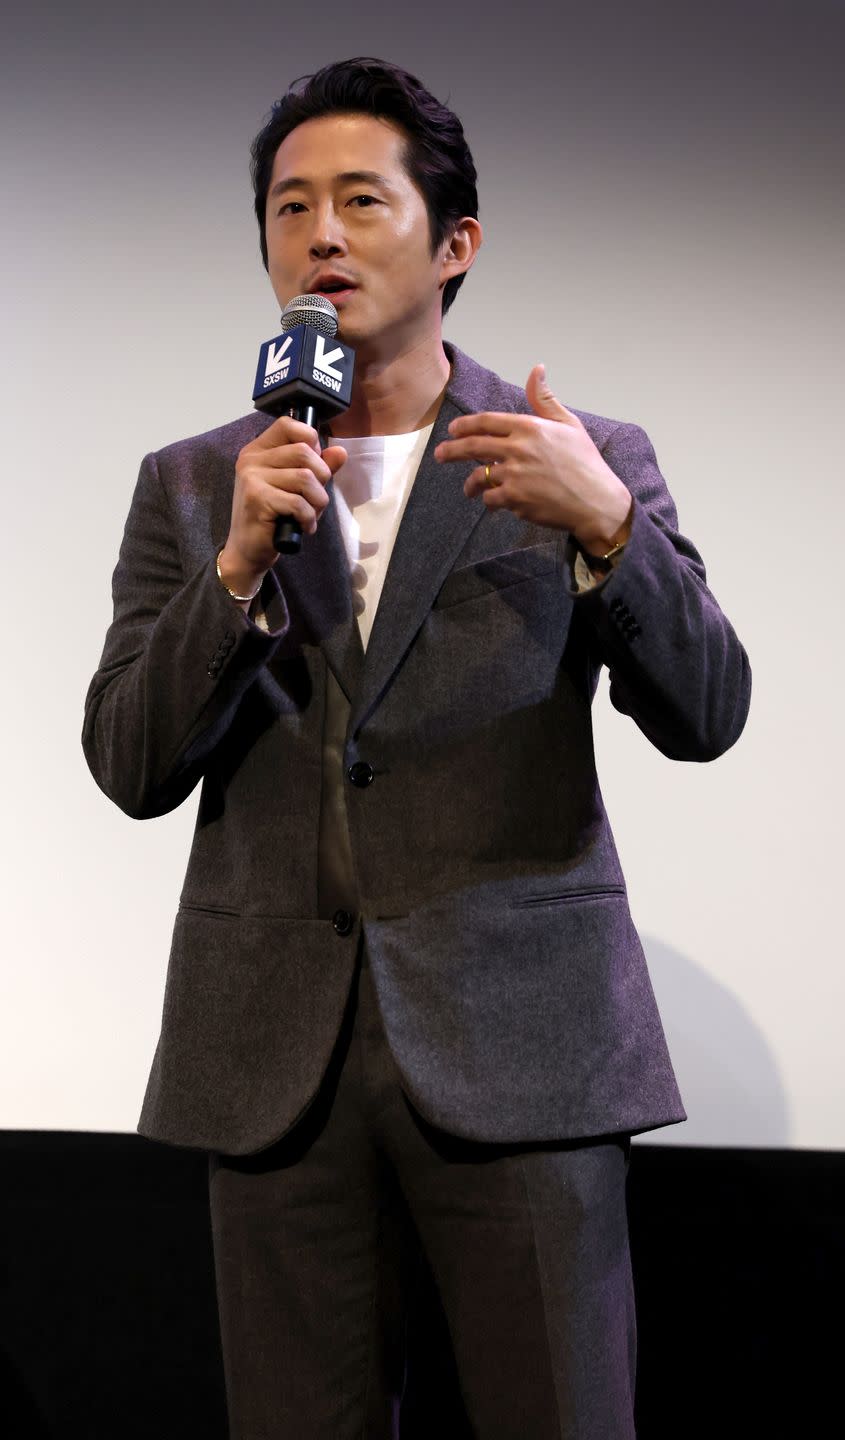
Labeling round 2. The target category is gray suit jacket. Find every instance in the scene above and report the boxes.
[83,344,751,1155]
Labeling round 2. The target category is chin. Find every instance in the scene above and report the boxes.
[336,320,378,350]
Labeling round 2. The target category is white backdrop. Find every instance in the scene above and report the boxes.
[2,0,842,1147]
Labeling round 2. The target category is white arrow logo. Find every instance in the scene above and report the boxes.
[313,334,345,381]
[265,336,293,378]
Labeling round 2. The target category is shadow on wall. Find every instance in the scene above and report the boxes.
[638,936,790,1148]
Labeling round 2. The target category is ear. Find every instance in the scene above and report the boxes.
[438,217,483,289]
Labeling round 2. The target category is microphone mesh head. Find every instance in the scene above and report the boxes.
[280,293,338,336]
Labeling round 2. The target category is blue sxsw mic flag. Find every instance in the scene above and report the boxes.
[252,324,355,418]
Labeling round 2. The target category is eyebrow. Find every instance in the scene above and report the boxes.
[269,170,395,199]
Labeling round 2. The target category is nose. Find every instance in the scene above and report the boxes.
[309,203,348,260]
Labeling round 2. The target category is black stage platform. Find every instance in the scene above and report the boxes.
[1,1133,841,1437]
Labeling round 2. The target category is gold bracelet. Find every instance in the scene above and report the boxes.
[215,548,260,603]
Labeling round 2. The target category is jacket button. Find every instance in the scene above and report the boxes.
[332,909,354,936]
[347,761,374,788]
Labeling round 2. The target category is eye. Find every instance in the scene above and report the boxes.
[277,201,307,216]
[348,194,379,208]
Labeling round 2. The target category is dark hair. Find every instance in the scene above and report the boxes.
[250,57,478,315]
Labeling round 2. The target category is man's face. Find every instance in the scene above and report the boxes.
[264,112,451,353]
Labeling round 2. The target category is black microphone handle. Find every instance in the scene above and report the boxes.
[273,402,318,555]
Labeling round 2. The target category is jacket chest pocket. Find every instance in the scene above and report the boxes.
[433,541,561,611]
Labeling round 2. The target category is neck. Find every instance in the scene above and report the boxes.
[328,332,451,438]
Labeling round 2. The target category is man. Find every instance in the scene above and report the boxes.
[83,56,751,1439]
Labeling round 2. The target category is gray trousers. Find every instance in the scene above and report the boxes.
[208,945,636,1439]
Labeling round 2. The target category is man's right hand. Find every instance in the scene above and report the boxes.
[217,416,348,598]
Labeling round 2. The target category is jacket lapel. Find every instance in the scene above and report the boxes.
[275,345,512,727]
[273,486,364,702]
[349,352,491,736]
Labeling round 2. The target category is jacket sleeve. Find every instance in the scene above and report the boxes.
[568,421,751,761]
[82,449,290,819]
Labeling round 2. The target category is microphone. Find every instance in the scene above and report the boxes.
[252,294,355,555]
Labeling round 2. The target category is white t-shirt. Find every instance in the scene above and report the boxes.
[331,423,434,649]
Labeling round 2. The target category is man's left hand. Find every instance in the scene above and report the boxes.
[434,364,633,554]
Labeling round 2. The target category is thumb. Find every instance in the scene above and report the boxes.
[525,364,578,426]
[321,444,348,475]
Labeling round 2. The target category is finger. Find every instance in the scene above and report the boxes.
[480,482,513,511]
[260,442,335,483]
[445,412,518,439]
[252,415,321,452]
[264,489,319,535]
[463,462,508,499]
[261,480,325,535]
[245,470,330,536]
[264,467,331,511]
[435,436,510,465]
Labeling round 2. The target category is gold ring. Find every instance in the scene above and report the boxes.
[484,463,500,489]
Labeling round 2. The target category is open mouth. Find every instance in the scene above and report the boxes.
[310,279,358,299]
[314,288,357,310]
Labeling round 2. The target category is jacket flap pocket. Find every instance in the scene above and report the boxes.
[434,541,559,611]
